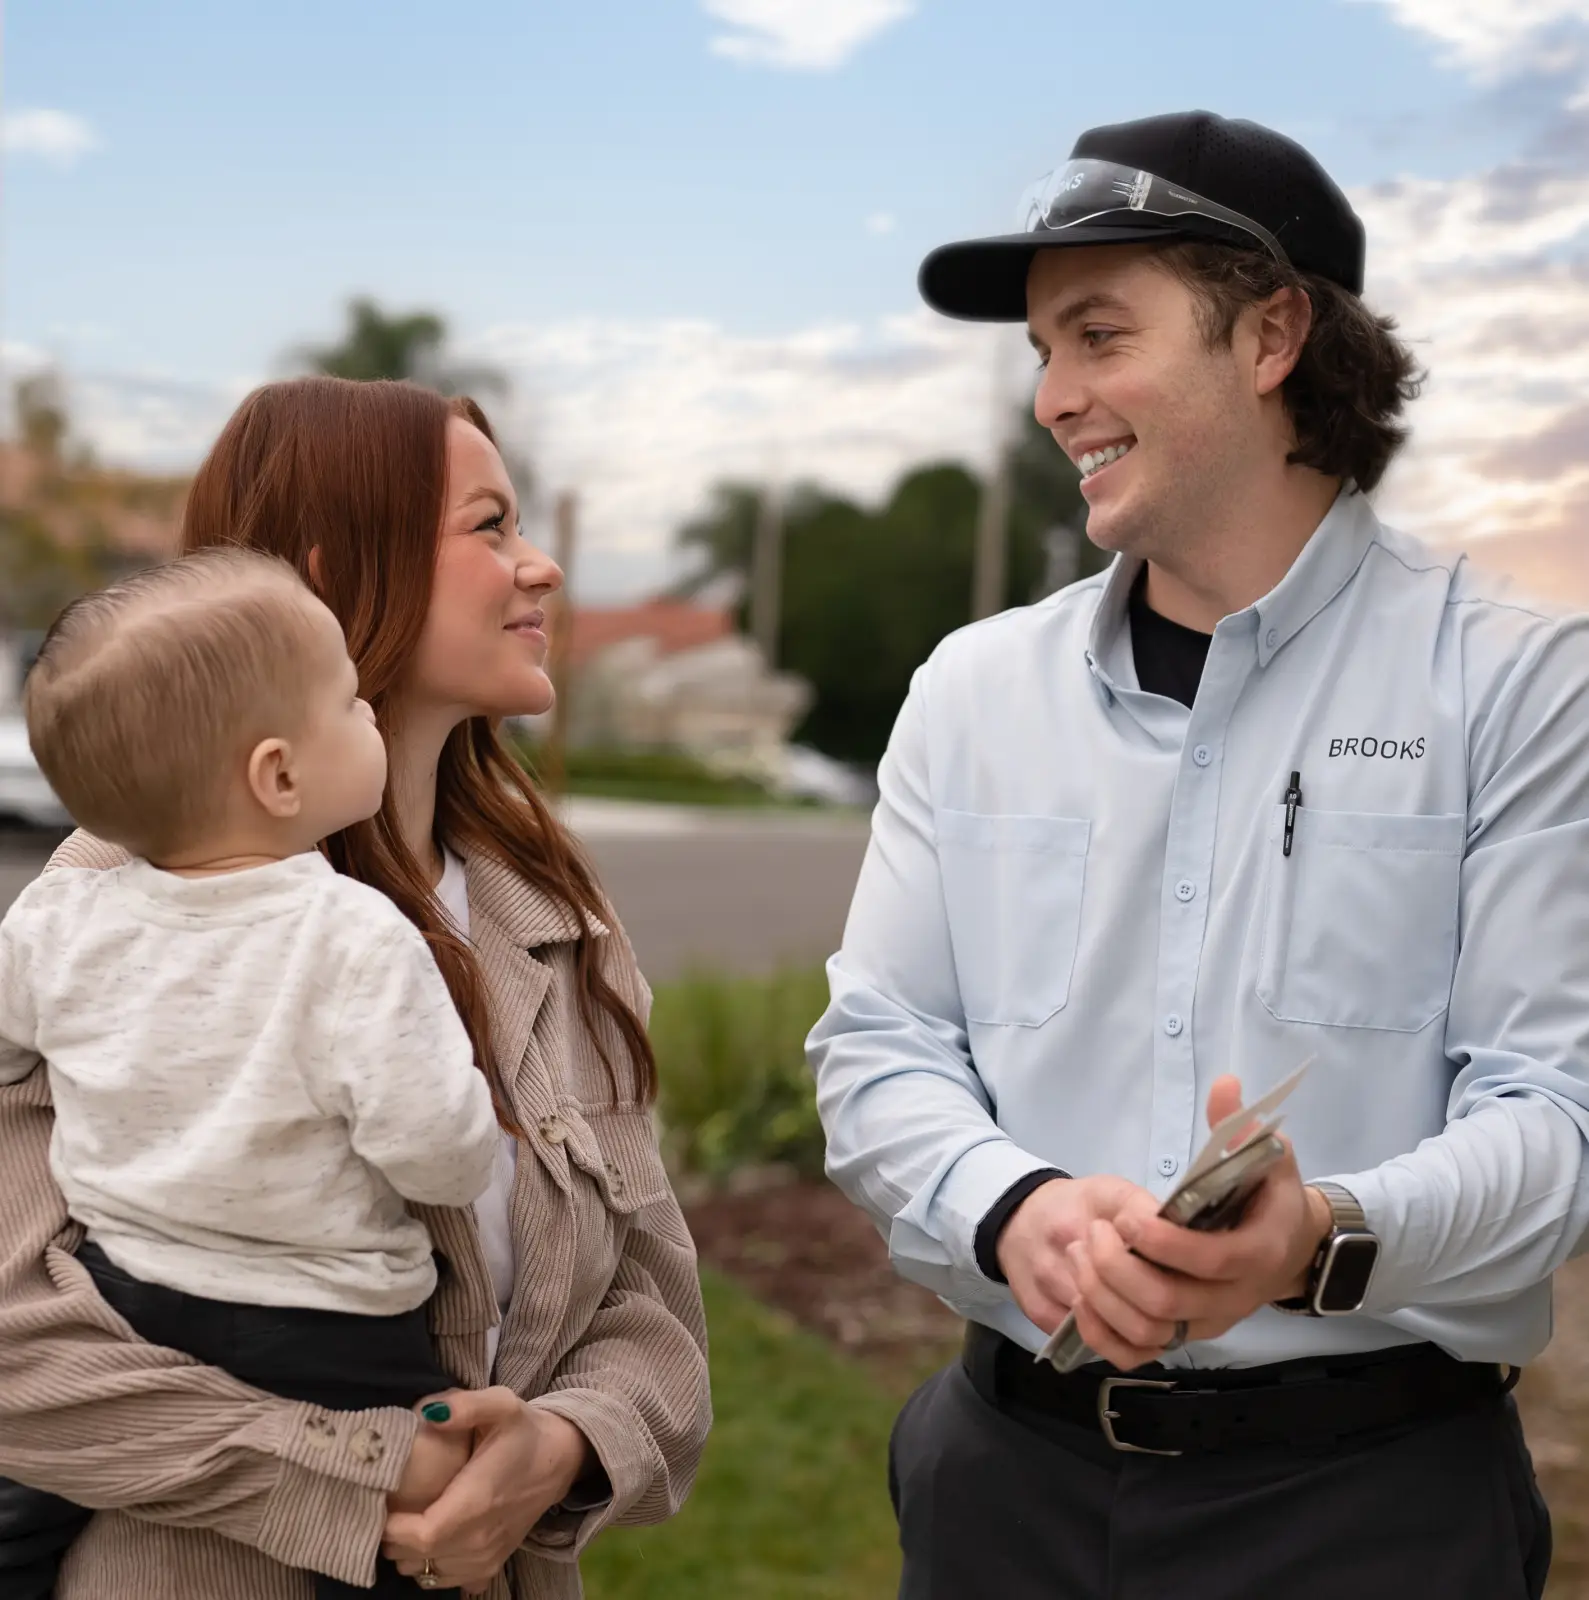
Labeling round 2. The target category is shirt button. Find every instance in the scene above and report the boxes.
[1265,628,1279,649]
[1192,744,1212,767]
[1158,1156,1179,1177]
[1164,1013,1184,1037]
[1175,879,1196,902]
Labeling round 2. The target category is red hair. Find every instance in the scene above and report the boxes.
[180,376,657,1114]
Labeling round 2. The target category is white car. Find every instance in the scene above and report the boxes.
[0,714,70,829]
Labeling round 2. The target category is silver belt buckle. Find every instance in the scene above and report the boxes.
[1096,1376,1183,1456]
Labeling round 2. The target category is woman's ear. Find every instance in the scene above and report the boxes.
[307,546,325,594]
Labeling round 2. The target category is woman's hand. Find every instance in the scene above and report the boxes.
[381,1387,592,1595]
[387,1419,472,1515]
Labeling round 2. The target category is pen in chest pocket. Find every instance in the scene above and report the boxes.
[1282,769,1304,857]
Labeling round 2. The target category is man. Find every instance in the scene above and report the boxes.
[807,110,1584,1599]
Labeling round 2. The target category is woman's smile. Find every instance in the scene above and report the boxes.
[504,609,547,649]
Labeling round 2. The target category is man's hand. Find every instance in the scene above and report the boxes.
[995,1173,1158,1337]
[1064,1076,1335,1368]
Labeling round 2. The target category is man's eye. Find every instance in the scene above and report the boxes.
[1083,327,1117,348]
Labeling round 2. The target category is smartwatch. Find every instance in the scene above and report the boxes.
[1272,1182,1380,1317]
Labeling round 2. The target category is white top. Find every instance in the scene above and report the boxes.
[435,848,518,1373]
[811,490,1589,1368]
[0,852,500,1315]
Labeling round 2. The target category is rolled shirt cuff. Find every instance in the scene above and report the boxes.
[973,1168,1070,1282]
[915,1137,1065,1282]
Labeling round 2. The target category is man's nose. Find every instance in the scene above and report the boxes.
[1034,360,1084,432]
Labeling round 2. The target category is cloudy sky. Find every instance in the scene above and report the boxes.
[5,0,1588,600]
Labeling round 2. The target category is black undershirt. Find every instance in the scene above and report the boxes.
[971,570,1217,1283]
[1126,566,1214,709]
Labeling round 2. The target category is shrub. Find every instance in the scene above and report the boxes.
[651,966,831,1182]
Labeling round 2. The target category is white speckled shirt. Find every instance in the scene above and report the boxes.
[0,851,499,1314]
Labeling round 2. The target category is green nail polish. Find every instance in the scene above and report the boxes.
[421,1402,451,1423]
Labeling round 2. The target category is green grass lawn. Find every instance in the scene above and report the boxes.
[582,1266,906,1600]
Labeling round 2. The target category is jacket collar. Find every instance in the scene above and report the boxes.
[463,844,609,952]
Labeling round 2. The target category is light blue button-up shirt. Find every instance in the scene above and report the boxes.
[808,491,1589,1368]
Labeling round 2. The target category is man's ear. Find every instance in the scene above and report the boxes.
[306,546,325,595]
[1253,286,1314,399]
[246,738,302,820]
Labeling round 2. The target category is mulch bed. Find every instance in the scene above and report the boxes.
[683,1175,962,1389]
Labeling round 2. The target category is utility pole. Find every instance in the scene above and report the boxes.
[542,490,579,797]
[749,478,784,668]
[971,440,1011,622]
[972,335,1019,622]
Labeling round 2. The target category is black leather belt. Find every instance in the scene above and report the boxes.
[962,1322,1512,1457]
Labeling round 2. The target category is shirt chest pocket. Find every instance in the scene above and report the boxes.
[1256,806,1464,1033]
[936,810,1091,1028]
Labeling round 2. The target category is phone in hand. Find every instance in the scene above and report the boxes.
[1036,1132,1288,1375]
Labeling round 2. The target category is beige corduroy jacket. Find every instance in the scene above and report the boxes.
[0,831,711,1599]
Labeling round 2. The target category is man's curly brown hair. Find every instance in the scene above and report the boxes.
[1153,241,1424,493]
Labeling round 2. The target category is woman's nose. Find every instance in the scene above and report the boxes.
[519,556,564,595]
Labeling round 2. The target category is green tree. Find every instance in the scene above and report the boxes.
[300,298,507,397]
[297,299,532,495]
[0,508,121,631]
[671,412,1101,765]
[15,372,68,465]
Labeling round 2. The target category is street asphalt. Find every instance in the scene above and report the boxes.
[0,800,874,984]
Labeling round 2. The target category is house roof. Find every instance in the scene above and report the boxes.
[567,599,734,667]
[0,443,186,560]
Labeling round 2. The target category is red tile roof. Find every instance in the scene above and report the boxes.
[566,599,734,667]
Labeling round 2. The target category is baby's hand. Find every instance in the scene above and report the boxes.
[387,1419,471,1513]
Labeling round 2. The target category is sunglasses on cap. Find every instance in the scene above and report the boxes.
[1016,159,1290,268]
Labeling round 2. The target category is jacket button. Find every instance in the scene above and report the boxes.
[603,1160,626,1198]
[303,1415,336,1450]
[538,1115,567,1145]
[348,1426,385,1465]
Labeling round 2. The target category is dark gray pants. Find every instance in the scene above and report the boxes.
[889,1360,1551,1600]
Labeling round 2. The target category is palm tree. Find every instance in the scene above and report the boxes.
[296,299,531,494]
[299,298,508,399]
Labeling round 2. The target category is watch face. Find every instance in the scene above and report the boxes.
[1318,1234,1379,1314]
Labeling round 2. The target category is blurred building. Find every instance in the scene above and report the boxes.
[0,438,187,713]
[556,599,813,779]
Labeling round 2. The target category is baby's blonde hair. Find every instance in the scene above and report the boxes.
[24,547,328,859]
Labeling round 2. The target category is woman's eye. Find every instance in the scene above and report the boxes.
[476,512,506,536]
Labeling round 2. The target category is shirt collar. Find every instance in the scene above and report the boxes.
[1084,488,1379,683]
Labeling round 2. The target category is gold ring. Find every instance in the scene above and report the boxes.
[417,1557,440,1590]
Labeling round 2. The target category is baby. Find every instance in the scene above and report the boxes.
[0,549,499,1599]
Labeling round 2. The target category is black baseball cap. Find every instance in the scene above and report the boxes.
[919,111,1366,322]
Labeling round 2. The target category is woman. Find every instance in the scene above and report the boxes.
[0,378,711,1598]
